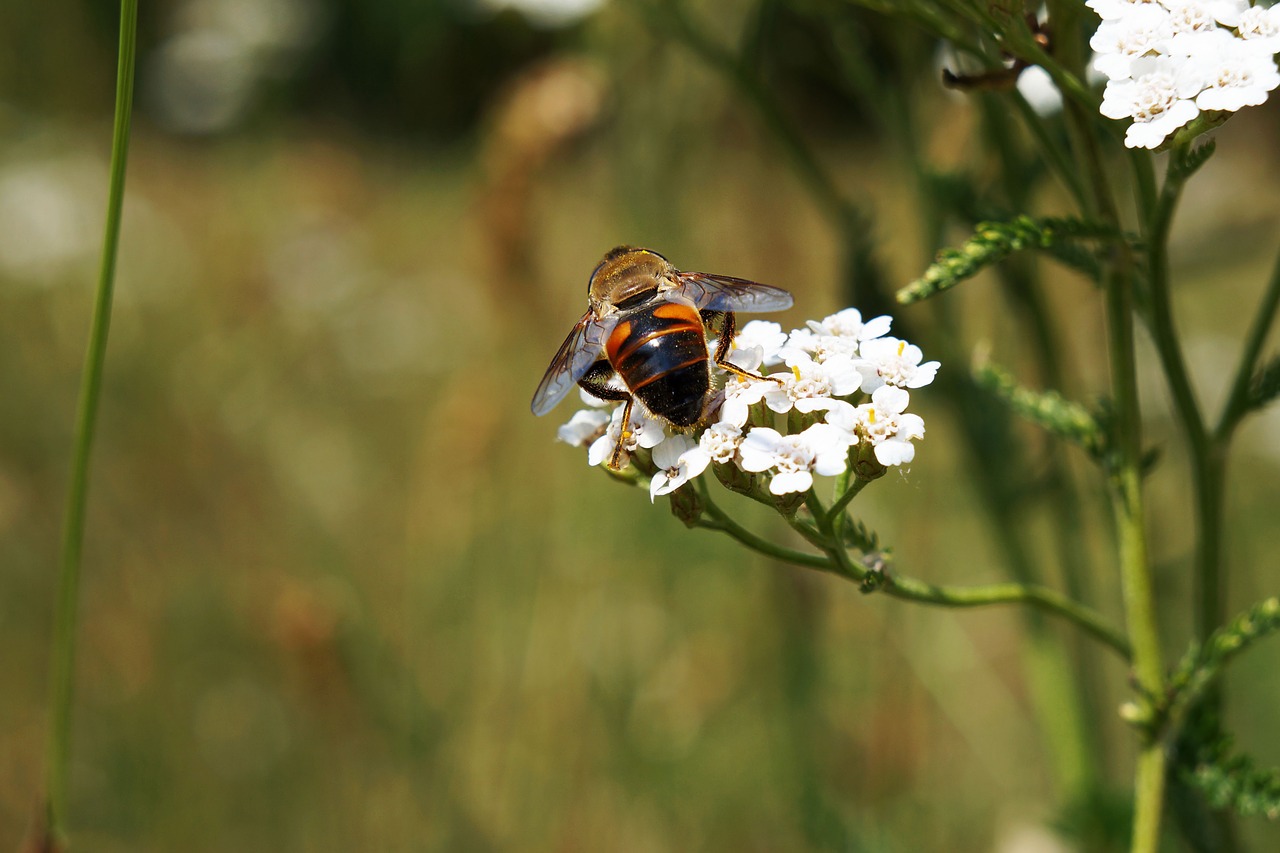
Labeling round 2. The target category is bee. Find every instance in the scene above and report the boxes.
[531,246,794,469]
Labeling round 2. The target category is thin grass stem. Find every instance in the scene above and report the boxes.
[43,0,138,842]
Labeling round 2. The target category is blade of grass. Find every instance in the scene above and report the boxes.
[43,0,138,843]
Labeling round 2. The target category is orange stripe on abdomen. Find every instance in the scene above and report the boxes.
[605,303,709,399]
[605,304,702,367]
[653,301,698,321]
[606,320,633,363]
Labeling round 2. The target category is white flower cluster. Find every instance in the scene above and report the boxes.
[1090,0,1280,148]
[556,309,938,503]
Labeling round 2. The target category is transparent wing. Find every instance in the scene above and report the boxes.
[673,271,794,313]
[530,312,615,416]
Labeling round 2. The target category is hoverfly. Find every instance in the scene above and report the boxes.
[531,246,794,469]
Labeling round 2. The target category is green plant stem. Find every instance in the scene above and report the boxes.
[1058,63,1167,848]
[44,0,137,841]
[1200,244,1280,654]
[693,478,1131,658]
[1142,151,1240,853]
[695,482,835,572]
[1146,144,1218,634]
[1129,150,1159,230]
[883,574,1131,658]
[1217,241,1280,441]
[825,474,870,528]
[1105,260,1168,849]
[1103,228,1168,853]
[654,0,1139,823]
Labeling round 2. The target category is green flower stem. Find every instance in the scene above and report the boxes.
[44,0,137,841]
[979,96,1099,617]
[824,474,870,530]
[881,574,1130,658]
[1201,245,1280,657]
[803,488,868,582]
[695,480,837,572]
[1102,202,1169,853]
[694,478,1131,659]
[1059,58,1167,849]
[656,0,1142,825]
[1142,144,1224,653]
[1129,149,1159,229]
[1105,226,1169,853]
[1217,241,1280,441]
[1146,144,1209,457]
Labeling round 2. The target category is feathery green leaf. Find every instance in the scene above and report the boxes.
[897,216,1120,303]
[972,358,1107,457]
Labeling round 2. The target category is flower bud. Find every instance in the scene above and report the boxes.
[714,459,759,497]
[772,488,807,517]
[667,483,705,527]
[853,443,888,481]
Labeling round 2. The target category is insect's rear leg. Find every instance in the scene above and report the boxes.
[576,360,635,470]
[576,359,631,403]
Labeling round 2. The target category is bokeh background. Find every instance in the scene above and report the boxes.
[2,1,1279,850]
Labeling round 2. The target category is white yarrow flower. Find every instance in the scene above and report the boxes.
[779,309,892,364]
[1018,65,1065,114]
[1092,0,1279,141]
[1204,0,1251,28]
[809,307,893,343]
[828,386,925,467]
[718,374,777,428]
[1238,4,1280,53]
[558,409,610,446]
[1101,58,1202,148]
[764,354,862,415]
[856,337,941,393]
[1164,0,1230,40]
[649,434,712,502]
[1191,40,1280,112]
[547,305,934,486]
[1090,5,1174,81]
[699,421,745,464]
[722,320,789,369]
[738,424,852,495]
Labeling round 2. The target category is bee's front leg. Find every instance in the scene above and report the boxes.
[709,311,784,384]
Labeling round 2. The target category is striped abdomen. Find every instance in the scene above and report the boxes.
[606,301,709,427]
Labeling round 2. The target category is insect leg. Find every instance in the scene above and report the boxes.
[710,311,783,384]
[576,359,631,403]
[608,397,635,471]
[575,360,636,470]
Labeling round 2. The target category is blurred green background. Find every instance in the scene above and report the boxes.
[2,0,1279,850]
